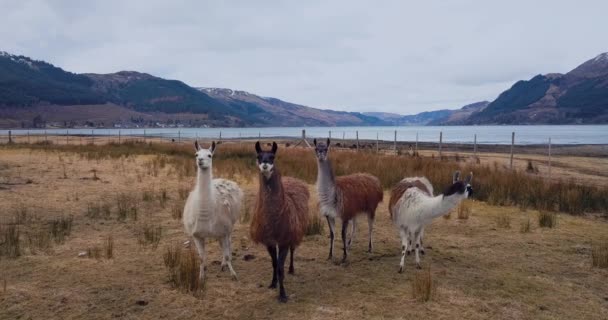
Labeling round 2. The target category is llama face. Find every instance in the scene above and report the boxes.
[255,141,277,179]
[443,171,474,198]
[313,138,330,161]
[194,140,216,170]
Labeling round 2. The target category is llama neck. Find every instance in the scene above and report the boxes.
[427,194,463,220]
[259,168,285,210]
[195,167,214,207]
[316,159,336,198]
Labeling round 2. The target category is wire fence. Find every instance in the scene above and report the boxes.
[1,128,558,178]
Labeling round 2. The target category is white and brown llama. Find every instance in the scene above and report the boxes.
[389,171,473,272]
[183,141,244,284]
[250,141,309,303]
[313,138,383,263]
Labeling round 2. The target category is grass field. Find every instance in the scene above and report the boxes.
[0,142,607,319]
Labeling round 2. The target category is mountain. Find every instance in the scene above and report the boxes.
[427,101,489,125]
[466,53,608,124]
[0,51,386,128]
[200,88,387,126]
[364,102,489,126]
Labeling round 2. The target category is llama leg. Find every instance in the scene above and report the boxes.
[367,215,375,253]
[419,228,426,255]
[347,218,356,250]
[399,228,408,273]
[326,216,335,260]
[341,219,349,263]
[266,245,278,289]
[414,230,422,269]
[221,236,238,280]
[192,237,206,284]
[277,245,289,303]
[288,246,295,275]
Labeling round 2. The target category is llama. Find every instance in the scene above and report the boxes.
[389,171,473,272]
[250,141,309,303]
[183,141,244,284]
[313,138,383,263]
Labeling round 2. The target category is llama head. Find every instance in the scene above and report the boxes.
[313,138,331,161]
[255,141,277,179]
[194,140,216,170]
[443,171,474,198]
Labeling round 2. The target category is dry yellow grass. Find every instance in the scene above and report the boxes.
[0,146,607,319]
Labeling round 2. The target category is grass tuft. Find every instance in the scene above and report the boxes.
[104,235,114,259]
[163,243,201,294]
[496,212,511,229]
[538,211,557,228]
[520,218,531,233]
[305,214,324,236]
[412,266,435,302]
[591,241,608,268]
[457,200,471,220]
[137,224,162,249]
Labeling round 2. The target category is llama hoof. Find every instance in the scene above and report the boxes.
[420,250,425,255]
[416,264,422,270]
[231,274,238,281]
[398,266,404,273]
[221,265,227,272]
[278,295,289,303]
[268,282,277,289]
[288,267,295,275]
[406,250,411,256]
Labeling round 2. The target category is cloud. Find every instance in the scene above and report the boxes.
[2,0,607,114]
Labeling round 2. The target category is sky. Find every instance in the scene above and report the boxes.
[1,0,607,115]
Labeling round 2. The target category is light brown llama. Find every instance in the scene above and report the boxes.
[250,141,309,303]
[314,138,383,263]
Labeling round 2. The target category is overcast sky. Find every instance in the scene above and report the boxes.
[2,0,607,114]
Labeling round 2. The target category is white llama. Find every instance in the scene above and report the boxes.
[183,141,244,283]
[389,171,473,272]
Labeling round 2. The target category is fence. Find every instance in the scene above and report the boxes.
[1,128,556,179]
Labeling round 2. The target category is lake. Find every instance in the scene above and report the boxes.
[2,125,607,145]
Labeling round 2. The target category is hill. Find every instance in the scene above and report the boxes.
[466,53,608,124]
[0,51,386,128]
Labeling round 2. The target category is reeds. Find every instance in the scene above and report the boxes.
[412,266,435,302]
[538,211,557,228]
[163,243,201,294]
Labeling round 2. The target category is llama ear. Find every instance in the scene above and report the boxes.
[453,171,461,184]
[210,141,216,154]
[194,140,200,151]
[271,141,278,154]
[313,138,317,146]
[255,141,262,154]
[465,172,473,184]
[327,138,330,148]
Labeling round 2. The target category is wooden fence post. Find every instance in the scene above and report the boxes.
[179,130,181,143]
[510,132,515,170]
[91,130,94,144]
[45,130,48,143]
[474,134,477,159]
[439,131,443,160]
[376,132,379,153]
[144,129,146,142]
[218,131,221,142]
[27,131,30,144]
[415,132,418,155]
[394,130,397,154]
[118,130,121,144]
[548,137,552,180]
[329,130,331,139]
[66,130,69,144]
[8,130,12,144]
[356,131,359,151]
[342,131,345,141]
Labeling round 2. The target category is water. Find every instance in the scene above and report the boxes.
[2,125,607,145]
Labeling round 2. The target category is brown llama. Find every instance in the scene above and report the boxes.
[250,141,310,303]
[314,138,383,263]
